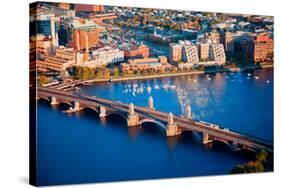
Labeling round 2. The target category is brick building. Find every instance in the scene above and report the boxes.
[245,34,273,63]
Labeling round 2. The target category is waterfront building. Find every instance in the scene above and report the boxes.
[169,40,199,65]
[90,47,124,66]
[170,40,226,67]
[245,33,274,63]
[119,44,149,59]
[199,43,211,60]
[182,44,200,65]
[169,43,182,63]
[221,31,234,53]
[211,44,226,65]
[37,47,75,72]
[121,56,172,73]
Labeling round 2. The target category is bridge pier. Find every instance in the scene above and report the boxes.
[127,103,139,126]
[50,96,59,105]
[166,112,179,136]
[232,141,238,151]
[74,101,80,110]
[99,106,106,117]
[202,132,210,144]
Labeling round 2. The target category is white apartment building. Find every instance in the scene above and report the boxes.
[211,44,226,65]
[182,45,200,65]
[91,47,124,66]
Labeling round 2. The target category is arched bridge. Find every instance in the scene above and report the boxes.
[37,87,273,153]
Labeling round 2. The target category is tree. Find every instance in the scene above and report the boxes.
[141,69,148,75]
[136,69,141,76]
[171,67,178,73]
[256,150,268,164]
[96,68,110,79]
[112,67,120,77]
[121,70,128,77]
[89,68,95,79]
[39,75,48,86]
[82,67,90,80]
[199,65,205,71]
[75,66,82,79]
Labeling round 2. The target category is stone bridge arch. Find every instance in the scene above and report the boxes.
[82,106,100,115]
[56,100,73,107]
[37,96,51,102]
[209,138,234,150]
[106,111,128,122]
[139,118,167,130]
[234,147,258,154]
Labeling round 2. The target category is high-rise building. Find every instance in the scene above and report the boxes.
[199,43,211,60]
[209,30,221,44]
[182,45,200,64]
[245,34,273,63]
[222,31,234,53]
[59,18,104,50]
[211,44,226,65]
[169,43,182,63]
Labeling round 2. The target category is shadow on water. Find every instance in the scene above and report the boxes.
[233,149,257,160]
[178,131,200,145]
[38,99,70,112]
[104,113,128,129]
[206,141,234,154]
[77,108,100,120]
[128,126,139,140]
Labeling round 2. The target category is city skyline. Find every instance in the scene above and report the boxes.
[30,2,274,186]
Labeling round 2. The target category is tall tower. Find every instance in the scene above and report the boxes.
[50,16,58,53]
[83,34,89,62]
[85,34,89,53]
[74,31,80,51]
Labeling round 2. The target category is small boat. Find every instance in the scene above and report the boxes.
[169,85,176,89]
[207,77,211,81]
[254,76,260,80]
[147,86,152,93]
[266,80,270,84]
[247,73,252,76]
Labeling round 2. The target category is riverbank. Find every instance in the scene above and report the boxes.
[49,64,273,91]
[80,64,273,84]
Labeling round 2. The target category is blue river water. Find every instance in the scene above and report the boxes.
[37,68,273,186]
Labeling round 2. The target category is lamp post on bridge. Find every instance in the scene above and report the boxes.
[148,96,154,110]
[186,105,192,119]
[166,112,179,137]
[127,103,139,126]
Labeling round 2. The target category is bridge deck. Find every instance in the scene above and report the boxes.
[37,87,273,152]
